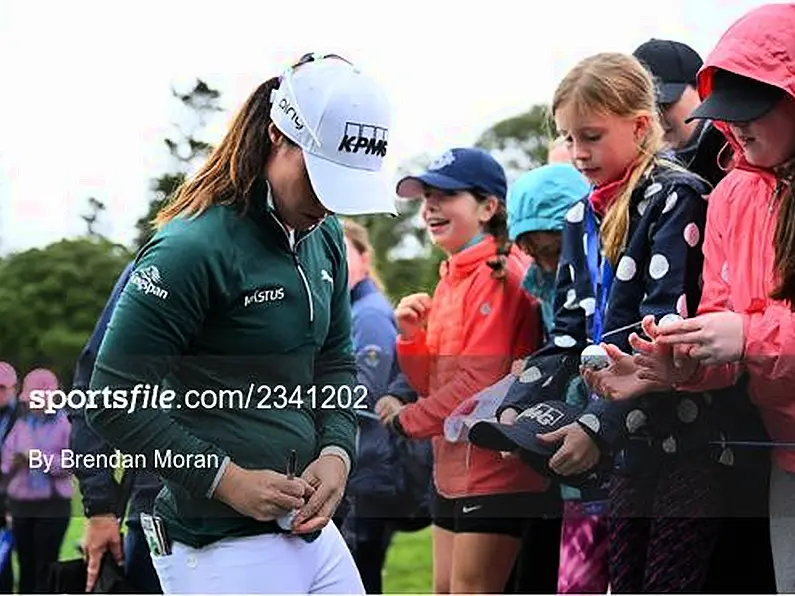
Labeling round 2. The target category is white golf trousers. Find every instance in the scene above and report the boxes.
[150,521,365,594]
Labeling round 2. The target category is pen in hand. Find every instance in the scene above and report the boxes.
[286,449,296,480]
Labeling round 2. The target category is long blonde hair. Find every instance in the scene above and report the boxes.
[552,52,670,265]
[342,219,386,292]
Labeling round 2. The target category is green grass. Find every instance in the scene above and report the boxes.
[51,492,434,594]
[383,528,434,593]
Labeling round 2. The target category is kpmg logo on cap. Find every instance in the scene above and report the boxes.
[517,403,565,427]
[337,122,388,157]
[277,98,304,131]
[428,150,455,171]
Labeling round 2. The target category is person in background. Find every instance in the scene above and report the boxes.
[590,5,795,592]
[633,37,775,595]
[339,218,400,594]
[0,362,19,594]
[377,147,550,593]
[508,163,591,335]
[633,39,730,187]
[1,368,72,594]
[69,260,163,593]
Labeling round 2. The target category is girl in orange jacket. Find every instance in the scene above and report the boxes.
[376,147,552,593]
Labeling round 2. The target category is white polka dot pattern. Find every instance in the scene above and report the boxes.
[564,288,578,310]
[625,409,648,433]
[553,334,577,348]
[677,398,699,424]
[649,254,669,280]
[566,202,585,223]
[520,366,542,384]
[662,191,678,214]
[616,256,637,281]
[579,297,596,316]
[677,294,688,318]
[644,182,663,198]
[579,414,601,434]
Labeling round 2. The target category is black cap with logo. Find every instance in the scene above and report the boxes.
[468,400,609,488]
[634,39,703,105]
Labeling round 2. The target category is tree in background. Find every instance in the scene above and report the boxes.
[133,79,223,250]
[0,238,132,385]
[81,197,107,238]
[475,104,555,182]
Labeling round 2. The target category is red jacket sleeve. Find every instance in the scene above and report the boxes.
[742,303,795,395]
[677,180,742,391]
[396,329,431,397]
[398,274,541,439]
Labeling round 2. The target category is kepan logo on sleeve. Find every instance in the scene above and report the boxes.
[337,122,388,157]
[130,266,168,300]
[243,286,286,307]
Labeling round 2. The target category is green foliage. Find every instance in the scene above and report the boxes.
[475,104,556,180]
[134,79,222,250]
[0,238,132,386]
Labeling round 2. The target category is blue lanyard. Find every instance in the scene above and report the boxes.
[584,203,614,345]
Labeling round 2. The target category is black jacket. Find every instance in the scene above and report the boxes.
[69,262,162,520]
[676,120,730,189]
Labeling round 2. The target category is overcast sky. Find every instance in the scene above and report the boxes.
[0,0,775,255]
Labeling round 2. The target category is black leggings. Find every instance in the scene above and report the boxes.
[12,507,70,593]
[608,452,724,593]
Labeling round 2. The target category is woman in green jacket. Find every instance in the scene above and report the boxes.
[84,53,395,594]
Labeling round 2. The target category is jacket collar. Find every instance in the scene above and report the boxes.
[439,234,498,281]
[247,178,319,249]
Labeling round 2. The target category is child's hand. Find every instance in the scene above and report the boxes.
[395,293,432,340]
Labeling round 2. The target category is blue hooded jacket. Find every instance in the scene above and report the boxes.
[507,163,590,333]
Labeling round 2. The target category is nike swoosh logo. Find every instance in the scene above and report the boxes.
[461,505,482,514]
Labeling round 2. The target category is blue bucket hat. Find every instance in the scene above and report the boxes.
[507,163,591,240]
[396,148,508,202]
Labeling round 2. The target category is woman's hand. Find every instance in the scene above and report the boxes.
[395,293,432,340]
[212,462,314,522]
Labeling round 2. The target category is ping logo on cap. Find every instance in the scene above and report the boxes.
[517,403,565,427]
[338,122,388,157]
[277,98,304,131]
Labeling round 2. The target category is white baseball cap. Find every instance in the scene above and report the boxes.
[270,55,397,216]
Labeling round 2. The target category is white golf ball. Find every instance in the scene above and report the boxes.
[659,313,683,328]
[581,344,609,370]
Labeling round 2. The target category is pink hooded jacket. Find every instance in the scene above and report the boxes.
[681,3,795,473]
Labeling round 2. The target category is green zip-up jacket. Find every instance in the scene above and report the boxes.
[85,179,358,548]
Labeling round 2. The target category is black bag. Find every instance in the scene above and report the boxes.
[47,472,137,594]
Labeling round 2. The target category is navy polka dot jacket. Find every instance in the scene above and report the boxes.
[498,159,753,476]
